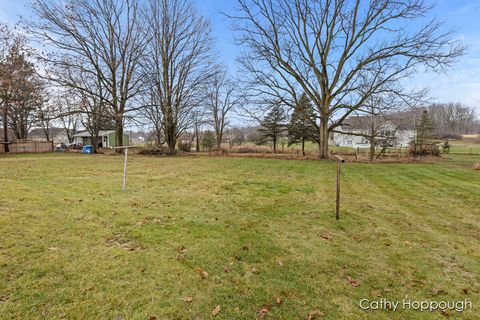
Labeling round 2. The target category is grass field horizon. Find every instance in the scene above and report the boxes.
[0,153,479,319]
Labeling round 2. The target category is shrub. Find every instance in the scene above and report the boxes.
[138,145,169,155]
[409,143,441,157]
[178,141,191,152]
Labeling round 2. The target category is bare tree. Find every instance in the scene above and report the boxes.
[0,35,40,142]
[428,102,477,136]
[28,0,149,151]
[54,92,80,143]
[229,0,465,158]
[144,0,216,154]
[205,70,241,149]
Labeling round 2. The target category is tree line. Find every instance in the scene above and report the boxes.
[0,0,474,157]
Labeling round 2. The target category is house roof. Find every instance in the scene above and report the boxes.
[73,130,130,138]
[29,127,65,138]
[341,113,416,131]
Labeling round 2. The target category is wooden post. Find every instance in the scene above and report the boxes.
[111,146,135,191]
[122,148,128,191]
[333,155,345,220]
[35,141,38,153]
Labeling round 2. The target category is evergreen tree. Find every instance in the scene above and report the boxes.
[258,105,287,152]
[202,130,216,152]
[416,110,434,148]
[287,93,318,155]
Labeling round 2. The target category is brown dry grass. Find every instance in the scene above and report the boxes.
[474,163,480,170]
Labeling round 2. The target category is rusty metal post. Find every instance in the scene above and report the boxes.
[333,155,345,220]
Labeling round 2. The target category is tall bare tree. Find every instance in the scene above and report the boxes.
[229,0,465,158]
[205,70,241,149]
[0,36,41,142]
[428,102,477,136]
[144,0,216,154]
[28,0,149,150]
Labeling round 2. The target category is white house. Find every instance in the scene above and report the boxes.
[29,128,70,144]
[333,116,415,148]
[72,130,130,148]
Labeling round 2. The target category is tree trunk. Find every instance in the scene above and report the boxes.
[2,104,9,153]
[216,132,222,150]
[302,137,305,156]
[273,136,277,152]
[369,140,375,161]
[319,116,329,159]
[115,115,124,153]
[196,129,200,152]
[165,122,176,155]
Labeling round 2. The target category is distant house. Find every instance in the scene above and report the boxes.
[29,128,70,144]
[334,115,415,148]
[72,130,130,148]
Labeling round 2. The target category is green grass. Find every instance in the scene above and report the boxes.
[0,153,479,319]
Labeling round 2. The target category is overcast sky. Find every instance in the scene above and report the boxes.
[1,0,479,112]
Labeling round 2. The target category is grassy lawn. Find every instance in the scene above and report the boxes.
[0,153,479,319]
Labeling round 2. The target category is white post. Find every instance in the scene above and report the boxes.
[123,148,128,191]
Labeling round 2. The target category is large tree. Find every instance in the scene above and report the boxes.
[205,70,241,149]
[229,0,465,158]
[28,0,149,151]
[0,36,41,142]
[144,0,216,154]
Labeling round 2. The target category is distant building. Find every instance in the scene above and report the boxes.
[28,128,70,144]
[72,130,130,148]
[334,115,415,148]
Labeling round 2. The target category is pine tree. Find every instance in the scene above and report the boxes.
[287,93,318,155]
[258,105,287,152]
[416,110,434,148]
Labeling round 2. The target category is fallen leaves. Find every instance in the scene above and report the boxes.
[275,297,283,305]
[177,246,187,254]
[431,287,446,296]
[211,305,221,316]
[307,309,325,319]
[257,304,270,320]
[319,234,330,241]
[0,295,9,303]
[181,296,193,303]
[195,268,209,279]
[251,267,259,274]
[347,276,360,287]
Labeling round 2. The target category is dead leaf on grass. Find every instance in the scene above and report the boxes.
[181,296,193,303]
[177,246,187,254]
[347,276,360,287]
[257,304,270,319]
[431,287,446,296]
[195,268,209,279]
[224,266,230,273]
[0,295,9,302]
[275,297,283,305]
[212,305,221,316]
[251,267,259,274]
[307,309,325,319]
[319,235,330,240]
